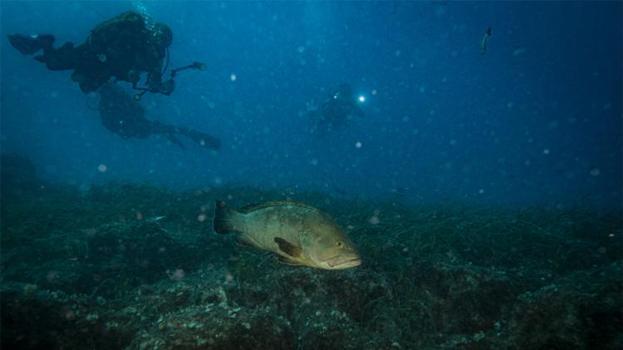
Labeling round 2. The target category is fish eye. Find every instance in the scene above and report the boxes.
[337,241,343,247]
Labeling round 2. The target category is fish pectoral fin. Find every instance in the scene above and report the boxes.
[277,255,302,266]
[274,237,303,258]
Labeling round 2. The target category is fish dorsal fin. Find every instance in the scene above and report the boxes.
[274,237,303,258]
[239,200,320,214]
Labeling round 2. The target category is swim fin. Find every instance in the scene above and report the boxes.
[8,34,54,55]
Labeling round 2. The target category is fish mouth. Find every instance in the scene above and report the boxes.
[325,256,362,269]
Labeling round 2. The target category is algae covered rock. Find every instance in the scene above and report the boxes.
[0,282,133,349]
[85,221,203,287]
[131,303,294,350]
[1,184,622,349]
[505,262,623,350]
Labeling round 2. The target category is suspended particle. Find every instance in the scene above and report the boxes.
[168,268,185,281]
[369,216,380,225]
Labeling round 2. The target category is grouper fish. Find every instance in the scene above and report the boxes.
[213,200,361,270]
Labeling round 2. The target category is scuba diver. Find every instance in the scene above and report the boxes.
[98,82,220,151]
[308,83,365,134]
[480,26,492,55]
[8,11,205,99]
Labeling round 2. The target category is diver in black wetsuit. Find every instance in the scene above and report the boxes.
[98,83,220,151]
[8,11,205,99]
[309,83,365,133]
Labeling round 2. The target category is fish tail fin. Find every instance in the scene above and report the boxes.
[213,200,244,234]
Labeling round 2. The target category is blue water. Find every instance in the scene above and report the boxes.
[1,1,621,209]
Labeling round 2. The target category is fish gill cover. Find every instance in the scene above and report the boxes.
[1,1,622,350]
